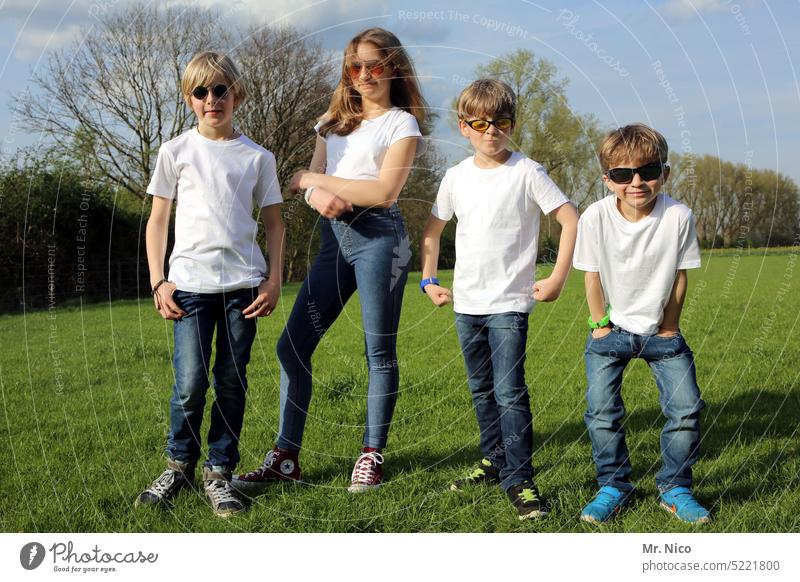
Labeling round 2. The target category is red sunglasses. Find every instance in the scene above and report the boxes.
[348,60,387,79]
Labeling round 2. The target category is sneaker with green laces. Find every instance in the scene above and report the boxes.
[506,480,550,520]
[659,486,711,524]
[449,458,501,491]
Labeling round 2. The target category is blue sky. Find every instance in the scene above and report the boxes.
[1,0,798,185]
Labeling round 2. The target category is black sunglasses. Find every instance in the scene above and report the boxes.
[605,162,665,184]
[463,117,514,133]
[191,84,230,100]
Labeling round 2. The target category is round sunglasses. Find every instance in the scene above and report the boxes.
[463,117,514,133]
[605,162,665,184]
[191,84,230,101]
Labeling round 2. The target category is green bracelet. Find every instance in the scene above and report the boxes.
[588,306,611,329]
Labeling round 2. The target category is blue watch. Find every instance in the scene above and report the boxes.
[420,277,440,293]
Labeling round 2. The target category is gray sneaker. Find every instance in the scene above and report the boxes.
[203,467,246,518]
[135,459,195,507]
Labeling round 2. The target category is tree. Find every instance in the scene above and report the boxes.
[235,26,336,281]
[13,5,229,198]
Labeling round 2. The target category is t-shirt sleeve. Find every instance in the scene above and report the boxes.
[147,145,178,199]
[255,151,283,208]
[527,162,570,215]
[431,170,454,221]
[388,113,422,147]
[573,206,600,272]
[677,210,702,269]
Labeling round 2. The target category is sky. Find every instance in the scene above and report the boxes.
[0,0,798,186]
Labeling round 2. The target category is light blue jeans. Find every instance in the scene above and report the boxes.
[275,205,410,450]
[584,325,705,493]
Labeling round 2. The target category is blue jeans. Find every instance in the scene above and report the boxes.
[166,288,257,469]
[584,325,705,493]
[276,205,409,450]
[454,311,533,491]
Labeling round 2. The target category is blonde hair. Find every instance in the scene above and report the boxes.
[599,123,668,170]
[457,79,516,120]
[318,28,428,137]
[181,51,246,107]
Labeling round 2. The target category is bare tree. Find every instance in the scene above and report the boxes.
[13,5,228,197]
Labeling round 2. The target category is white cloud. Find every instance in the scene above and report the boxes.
[661,0,754,19]
[13,24,84,61]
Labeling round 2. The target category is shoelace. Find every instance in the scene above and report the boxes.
[466,466,487,480]
[519,487,540,503]
[147,469,178,499]
[241,451,278,479]
[206,478,240,506]
[351,452,384,484]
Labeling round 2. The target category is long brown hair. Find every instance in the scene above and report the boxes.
[318,28,428,137]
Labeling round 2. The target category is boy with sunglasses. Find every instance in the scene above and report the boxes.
[574,123,709,524]
[421,79,578,520]
[135,52,285,517]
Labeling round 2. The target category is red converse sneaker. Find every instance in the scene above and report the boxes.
[232,448,302,497]
[348,449,384,493]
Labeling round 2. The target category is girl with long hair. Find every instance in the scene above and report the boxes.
[234,28,428,493]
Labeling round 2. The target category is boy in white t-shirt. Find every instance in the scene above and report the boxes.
[135,52,285,518]
[420,79,578,520]
[574,123,710,524]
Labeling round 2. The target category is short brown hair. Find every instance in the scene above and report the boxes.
[457,79,516,120]
[181,51,246,107]
[598,123,668,170]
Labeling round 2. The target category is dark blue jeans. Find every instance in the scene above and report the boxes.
[276,205,409,450]
[584,325,705,493]
[454,311,533,491]
[166,288,257,469]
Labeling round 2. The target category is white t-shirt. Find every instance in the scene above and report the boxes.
[573,193,702,335]
[315,108,422,181]
[147,128,283,293]
[431,152,570,315]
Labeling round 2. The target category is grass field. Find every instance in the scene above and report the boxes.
[1,251,798,533]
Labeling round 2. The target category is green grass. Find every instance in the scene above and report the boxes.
[1,252,799,532]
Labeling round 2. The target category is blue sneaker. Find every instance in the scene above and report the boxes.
[580,486,630,524]
[659,487,711,524]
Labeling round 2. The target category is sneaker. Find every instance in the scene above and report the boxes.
[135,459,195,507]
[580,486,631,524]
[203,467,246,518]
[232,448,302,497]
[348,450,384,493]
[506,480,550,520]
[450,458,501,491]
[659,486,711,524]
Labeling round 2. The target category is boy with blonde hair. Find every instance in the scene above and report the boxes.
[421,79,578,520]
[135,52,285,517]
[574,123,709,524]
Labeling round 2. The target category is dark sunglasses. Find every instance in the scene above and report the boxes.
[605,162,665,184]
[463,117,514,133]
[348,60,387,78]
[191,84,230,100]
